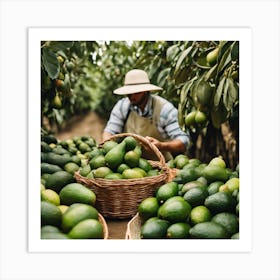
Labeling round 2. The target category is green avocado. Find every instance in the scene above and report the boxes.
[189,221,228,239]
[104,141,126,170]
[140,218,170,239]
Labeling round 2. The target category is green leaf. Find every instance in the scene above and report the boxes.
[157,68,170,87]
[180,80,191,107]
[42,48,60,79]
[217,41,232,62]
[63,73,71,93]
[227,77,238,104]
[166,44,180,62]
[174,46,193,75]
[230,41,239,61]
[174,67,188,86]
[149,56,161,78]
[205,64,218,81]
[210,102,228,129]
[223,77,230,111]
[53,108,64,124]
[214,76,225,108]
[49,41,74,52]
[217,46,232,75]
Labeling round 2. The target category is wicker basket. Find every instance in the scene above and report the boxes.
[98,213,109,239]
[75,133,171,219]
[125,213,142,239]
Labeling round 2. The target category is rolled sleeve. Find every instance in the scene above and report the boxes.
[104,98,129,134]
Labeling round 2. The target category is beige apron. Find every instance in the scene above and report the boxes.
[124,96,173,161]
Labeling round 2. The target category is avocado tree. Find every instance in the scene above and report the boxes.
[132,41,239,168]
[41,40,239,168]
[41,41,138,130]
[171,41,239,169]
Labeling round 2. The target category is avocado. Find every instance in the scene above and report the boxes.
[124,150,140,168]
[158,196,192,223]
[59,183,96,206]
[123,136,137,151]
[138,197,160,221]
[41,232,69,239]
[196,80,213,107]
[61,203,99,232]
[180,180,206,196]
[41,134,58,144]
[41,141,52,153]
[166,222,191,239]
[140,218,170,239]
[68,219,104,239]
[41,162,62,174]
[202,165,229,183]
[174,167,200,184]
[189,221,228,239]
[211,212,239,237]
[204,192,236,214]
[156,182,179,204]
[103,140,118,154]
[41,201,62,227]
[44,152,72,168]
[45,171,75,193]
[104,141,126,170]
[79,164,91,177]
[183,186,208,207]
[52,146,70,155]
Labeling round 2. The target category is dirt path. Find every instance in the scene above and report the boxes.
[56,112,106,144]
[55,112,129,239]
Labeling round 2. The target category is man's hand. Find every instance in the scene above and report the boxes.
[145,136,162,149]
[145,136,186,154]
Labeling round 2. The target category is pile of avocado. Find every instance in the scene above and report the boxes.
[79,136,162,180]
[40,130,105,239]
[138,154,240,239]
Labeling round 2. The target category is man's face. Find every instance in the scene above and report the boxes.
[127,92,148,107]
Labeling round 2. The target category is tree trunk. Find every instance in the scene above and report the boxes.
[189,121,239,170]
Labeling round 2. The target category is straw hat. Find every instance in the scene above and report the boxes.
[113,69,163,95]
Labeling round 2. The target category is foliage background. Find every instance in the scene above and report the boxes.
[41,40,239,168]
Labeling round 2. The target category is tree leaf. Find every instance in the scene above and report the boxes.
[230,41,239,61]
[223,77,230,111]
[217,41,232,62]
[174,46,193,75]
[42,48,60,79]
[157,68,170,87]
[217,45,232,75]
[180,78,194,108]
[53,108,64,124]
[227,77,238,104]
[149,56,161,78]
[205,64,218,81]
[174,67,188,86]
[49,41,74,52]
[210,102,228,129]
[63,73,71,93]
[214,76,225,108]
[166,44,180,62]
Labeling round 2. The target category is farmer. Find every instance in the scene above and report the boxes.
[102,69,191,160]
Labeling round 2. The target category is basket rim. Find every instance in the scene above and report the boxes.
[98,213,109,239]
[74,168,169,188]
[125,213,141,240]
[99,133,166,167]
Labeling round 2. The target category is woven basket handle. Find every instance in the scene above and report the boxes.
[99,133,166,167]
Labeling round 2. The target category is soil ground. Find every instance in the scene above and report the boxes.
[55,111,130,239]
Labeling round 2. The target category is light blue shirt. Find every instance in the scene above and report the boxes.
[104,94,190,147]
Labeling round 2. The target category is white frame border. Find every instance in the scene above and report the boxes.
[28,27,252,253]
